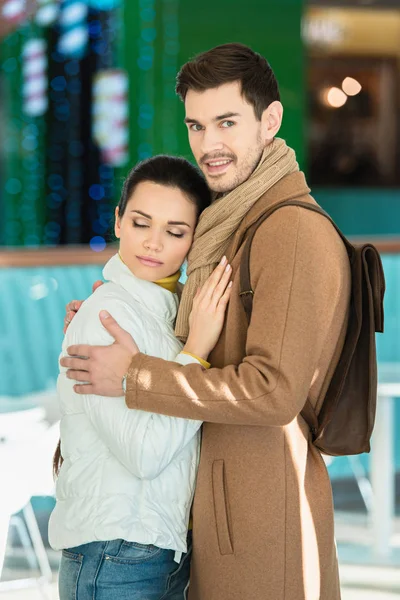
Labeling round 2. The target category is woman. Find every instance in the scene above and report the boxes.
[49,155,232,600]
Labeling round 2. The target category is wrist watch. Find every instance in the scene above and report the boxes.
[122,375,127,393]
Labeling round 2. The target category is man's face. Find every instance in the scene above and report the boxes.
[184,82,267,194]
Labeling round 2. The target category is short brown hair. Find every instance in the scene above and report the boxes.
[176,43,280,121]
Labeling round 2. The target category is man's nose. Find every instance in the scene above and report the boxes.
[200,128,224,156]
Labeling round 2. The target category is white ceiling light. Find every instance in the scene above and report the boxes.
[322,87,348,108]
[342,77,362,96]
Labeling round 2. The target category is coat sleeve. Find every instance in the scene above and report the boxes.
[124,207,349,427]
[73,298,202,480]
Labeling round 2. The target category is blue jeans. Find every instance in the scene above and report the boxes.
[58,532,192,600]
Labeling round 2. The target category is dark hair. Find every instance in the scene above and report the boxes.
[53,155,210,478]
[176,43,280,121]
[118,154,211,219]
[53,441,62,478]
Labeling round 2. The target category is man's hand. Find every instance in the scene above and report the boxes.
[63,280,104,333]
[60,311,140,396]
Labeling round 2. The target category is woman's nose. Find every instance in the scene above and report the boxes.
[143,232,163,252]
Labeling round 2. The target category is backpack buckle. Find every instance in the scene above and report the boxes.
[239,290,254,296]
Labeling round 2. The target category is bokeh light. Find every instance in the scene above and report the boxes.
[342,77,362,96]
[90,236,106,252]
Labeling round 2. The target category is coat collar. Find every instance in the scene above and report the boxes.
[102,254,179,324]
[227,171,314,261]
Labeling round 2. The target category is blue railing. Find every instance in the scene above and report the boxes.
[1,251,399,478]
[0,263,103,398]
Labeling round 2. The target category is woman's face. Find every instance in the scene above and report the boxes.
[115,181,198,282]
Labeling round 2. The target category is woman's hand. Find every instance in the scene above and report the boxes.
[183,256,232,361]
[63,280,104,333]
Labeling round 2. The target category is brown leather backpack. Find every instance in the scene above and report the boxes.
[239,200,385,456]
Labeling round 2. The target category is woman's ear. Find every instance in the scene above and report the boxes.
[114,207,121,239]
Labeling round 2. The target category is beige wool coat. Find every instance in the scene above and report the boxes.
[125,171,351,600]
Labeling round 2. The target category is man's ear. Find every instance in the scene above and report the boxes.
[114,207,121,239]
[261,101,283,142]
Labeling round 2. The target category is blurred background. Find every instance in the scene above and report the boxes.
[0,0,400,598]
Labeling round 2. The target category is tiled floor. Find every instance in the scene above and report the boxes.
[1,511,400,599]
[0,582,57,599]
[342,592,400,600]
[337,510,400,598]
[1,580,399,600]
[0,577,400,600]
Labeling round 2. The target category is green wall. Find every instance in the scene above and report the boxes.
[176,0,306,169]
[0,0,306,245]
[0,26,48,246]
[123,0,306,170]
[4,2,400,242]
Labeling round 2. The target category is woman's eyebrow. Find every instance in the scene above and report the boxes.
[168,221,191,227]
[131,210,151,218]
[131,210,190,228]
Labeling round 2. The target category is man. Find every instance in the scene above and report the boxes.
[62,43,350,599]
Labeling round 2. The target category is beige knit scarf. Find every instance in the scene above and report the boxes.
[175,137,299,340]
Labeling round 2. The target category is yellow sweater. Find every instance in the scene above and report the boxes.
[155,272,210,369]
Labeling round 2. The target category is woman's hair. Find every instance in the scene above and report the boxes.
[53,155,211,478]
[53,441,62,477]
[118,154,211,219]
[176,43,280,121]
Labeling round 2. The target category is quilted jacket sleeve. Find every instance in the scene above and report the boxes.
[66,296,202,480]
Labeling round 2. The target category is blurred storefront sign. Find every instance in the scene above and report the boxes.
[92,69,129,167]
[305,5,400,187]
[304,7,400,56]
[302,13,345,47]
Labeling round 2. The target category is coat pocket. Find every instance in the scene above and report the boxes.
[212,459,234,555]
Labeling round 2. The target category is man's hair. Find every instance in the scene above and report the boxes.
[176,43,280,121]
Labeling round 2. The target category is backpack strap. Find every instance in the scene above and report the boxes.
[239,199,385,441]
[240,200,355,324]
[240,198,385,332]
[239,200,352,437]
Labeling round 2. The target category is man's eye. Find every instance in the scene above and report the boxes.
[221,120,235,128]
[167,231,184,238]
[190,124,202,132]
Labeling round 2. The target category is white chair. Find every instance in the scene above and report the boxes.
[323,454,374,513]
[0,408,58,598]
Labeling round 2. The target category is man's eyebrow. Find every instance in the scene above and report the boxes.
[184,112,241,124]
[214,112,240,121]
[130,211,190,228]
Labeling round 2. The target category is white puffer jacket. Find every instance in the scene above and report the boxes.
[48,254,201,555]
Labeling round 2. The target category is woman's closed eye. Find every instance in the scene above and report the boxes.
[167,231,184,238]
[133,221,149,229]
[133,222,184,238]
